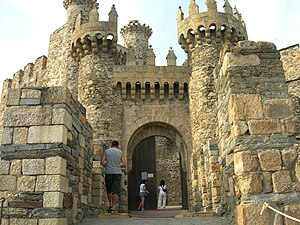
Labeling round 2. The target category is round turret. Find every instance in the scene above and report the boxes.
[177,0,248,53]
[71,5,118,62]
[120,20,152,65]
[63,0,97,25]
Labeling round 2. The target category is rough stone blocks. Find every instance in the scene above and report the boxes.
[248,119,281,135]
[237,172,262,194]
[0,175,17,191]
[43,192,64,208]
[36,175,68,192]
[284,205,300,225]
[229,94,263,123]
[258,150,282,171]
[28,125,68,144]
[272,170,292,193]
[17,176,36,191]
[22,159,45,175]
[234,151,259,174]
[236,205,271,225]
[46,156,67,176]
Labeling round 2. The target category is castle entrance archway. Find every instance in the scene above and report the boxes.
[127,122,189,210]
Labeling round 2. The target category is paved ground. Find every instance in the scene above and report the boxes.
[80,207,227,225]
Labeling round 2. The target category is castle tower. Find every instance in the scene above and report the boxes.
[70,4,125,210]
[46,0,97,98]
[63,0,96,25]
[177,0,248,211]
[120,20,153,65]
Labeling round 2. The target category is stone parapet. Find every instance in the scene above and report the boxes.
[216,41,300,224]
[0,86,93,225]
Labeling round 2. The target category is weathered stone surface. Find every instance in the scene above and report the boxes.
[3,207,28,217]
[296,157,300,181]
[236,204,271,225]
[36,175,68,192]
[262,172,273,193]
[272,170,292,193]
[31,208,65,218]
[63,193,73,209]
[2,127,13,145]
[21,89,42,99]
[0,175,17,191]
[231,121,249,137]
[234,151,258,174]
[43,192,64,208]
[13,127,28,145]
[7,89,21,106]
[28,125,67,144]
[52,108,72,131]
[46,156,66,176]
[281,149,298,169]
[237,172,262,194]
[248,119,281,135]
[2,218,38,225]
[38,218,67,225]
[258,150,282,171]
[264,99,294,119]
[22,159,45,175]
[284,205,300,225]
[17,176,36,191]
[273,213,284,225]
[3,106,52,127]
[9,200,42,208]
[0,160,10,175]
[10,160,22,175]
[224,53,260,68]
[229,94,263,123]
[284,118,296,133]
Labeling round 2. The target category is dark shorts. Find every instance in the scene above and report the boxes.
[105,174,122,195]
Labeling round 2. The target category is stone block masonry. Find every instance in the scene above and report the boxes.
[216,41,300,224]
[0,86,93,225]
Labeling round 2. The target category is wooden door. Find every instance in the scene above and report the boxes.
[180,153,189,209]
[128,137,157,210]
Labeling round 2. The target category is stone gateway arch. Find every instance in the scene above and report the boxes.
[1,0,300,225]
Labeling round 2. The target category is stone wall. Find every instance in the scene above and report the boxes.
[0,86,93,225]
[216,41,300,224]
[156,137,181,206]
[280,45,300,136]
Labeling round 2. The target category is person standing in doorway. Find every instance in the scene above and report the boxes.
[101,140,126,213]
[157,180,167,210]
[137,180,149,211]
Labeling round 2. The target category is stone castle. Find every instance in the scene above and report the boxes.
[0,0,300,224]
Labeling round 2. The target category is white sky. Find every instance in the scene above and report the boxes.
[0,0,299,86]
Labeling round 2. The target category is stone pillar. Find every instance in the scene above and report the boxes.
[0,86,93,225]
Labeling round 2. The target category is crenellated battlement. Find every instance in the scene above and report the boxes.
[120,20,153,40]
[177,0,247,53]
[5,56,48,89]
[71,5,118,62]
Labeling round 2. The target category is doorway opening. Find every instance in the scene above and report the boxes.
[128,136,188,210]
